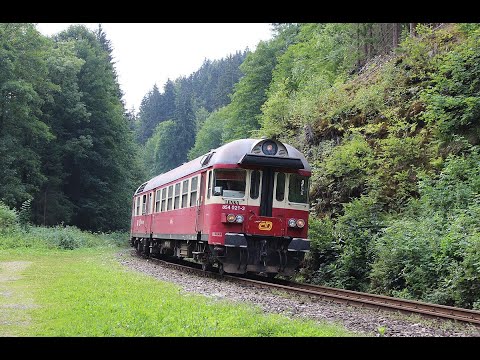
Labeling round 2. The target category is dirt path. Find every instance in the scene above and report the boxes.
[0,261,36,336]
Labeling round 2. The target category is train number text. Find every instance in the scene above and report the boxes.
[222,204,245,211]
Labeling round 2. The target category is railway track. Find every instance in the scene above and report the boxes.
[244,277,480,326]
[137,252,480,326]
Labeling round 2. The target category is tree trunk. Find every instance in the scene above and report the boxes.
[410,23,417,37]
[43,189,47,226]
[392,23,401,49]
[357,24,361,61]
[367,24,373,59]
[364,24,373,60]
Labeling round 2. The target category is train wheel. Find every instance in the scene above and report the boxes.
[201,263,209,271]
[218,263,224,276]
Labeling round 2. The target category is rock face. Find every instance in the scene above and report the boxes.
[117,250,480,337]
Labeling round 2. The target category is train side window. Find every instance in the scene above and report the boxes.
[148,192,153,214]
[161,188,167,212]
[207,170,212,199]
[250,170,260,199]
[155,189,161,212]
[142,194,147,215]
[288,174,309,204]
[135,196,141,216]
[190,176,198,206]
[174,183,181,209]
[276,173,286,201]
[181,179,189,208]
[167,185,173,211]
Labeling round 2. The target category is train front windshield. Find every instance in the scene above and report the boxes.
[288,174,309,204]
[213,169,246,198]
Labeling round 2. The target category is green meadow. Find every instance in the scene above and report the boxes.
[0,244,357,337]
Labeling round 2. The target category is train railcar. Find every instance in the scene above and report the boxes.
[130,138,311,277]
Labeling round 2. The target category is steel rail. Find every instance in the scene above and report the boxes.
[134,252,480,326]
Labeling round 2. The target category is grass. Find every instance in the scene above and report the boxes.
[0,246,358,337]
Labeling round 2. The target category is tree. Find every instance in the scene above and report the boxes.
[0,23,53,209]
[54,25,141,231]
[136,84,163,143]
[222,37,289,142]
[96,24,124,102]
[143,120,178,177]
[188,106,229,160]
[162,79,176,121]
[136,79,176,144]
[172,77,196,166]
[392,23,401,48]
[188,51,247,112]
[31,38,89,226]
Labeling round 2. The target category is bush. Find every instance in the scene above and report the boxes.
[302,215,337,283]
[18,199,32,229]
[307,196,385,292]
[311,133,374,215]
[0,222,130,251]
[370,214,443,300]
[420,25,480,144]
[0,202,19,232]
[329,195,385,292]
[370,148,480,308]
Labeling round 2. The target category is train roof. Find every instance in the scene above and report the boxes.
[135,138,311,195]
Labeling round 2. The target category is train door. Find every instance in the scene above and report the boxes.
[246,168,284,237]
[142,192,153,235]
[259,168,274,216]
[135,193,148,235]
[195,172,207,232]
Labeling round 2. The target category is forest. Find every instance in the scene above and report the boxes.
[0,23,479,309]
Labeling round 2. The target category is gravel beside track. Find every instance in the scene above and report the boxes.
[116,249,480,337]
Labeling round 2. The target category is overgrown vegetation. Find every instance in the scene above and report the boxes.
[0,23,142,232]
[370,147,480,309]
[2,23,479,310]
[0,201,128,250]
[282,24,480,309]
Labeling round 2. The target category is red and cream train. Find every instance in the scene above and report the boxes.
[130,138,311,277]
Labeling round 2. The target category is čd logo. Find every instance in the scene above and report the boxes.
[258,221,273,231]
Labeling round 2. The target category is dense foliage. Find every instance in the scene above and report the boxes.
[136,23,479,308]
[135,51,247,169]
[0,24,143,232]
[1,23,479,309]
[370,147,480,308]
[0,201,128,249]
[264,23,479,309]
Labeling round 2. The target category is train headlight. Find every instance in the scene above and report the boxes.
[288,218,297,228]
[262,140,278,155]
[235,215,244,223]
[226,214,236,223]
[296,219,305,228]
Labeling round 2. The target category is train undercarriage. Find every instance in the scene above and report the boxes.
[131,234,308,278]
